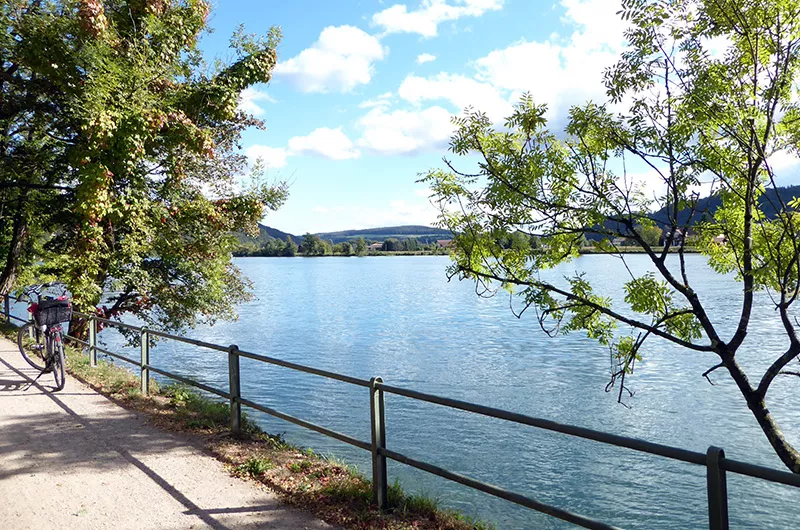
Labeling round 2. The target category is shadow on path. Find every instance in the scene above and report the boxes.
[0,351,330,530]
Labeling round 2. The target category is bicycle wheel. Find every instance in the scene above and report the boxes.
[17,322,48,372]
[51,334,66,391]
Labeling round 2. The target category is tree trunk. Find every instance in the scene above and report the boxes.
[67,315,89,343]
[0,197,29,296]
[747,394,800,473]
[725,354,800,473]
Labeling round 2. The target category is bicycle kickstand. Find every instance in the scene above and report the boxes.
[23,369,47,391]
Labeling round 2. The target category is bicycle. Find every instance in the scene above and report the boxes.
[16,283,72,391]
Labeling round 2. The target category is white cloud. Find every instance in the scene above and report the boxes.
[373,0,503,38]
[245,145,289,169]
[238,88,276,116]
[768,149,800,172]
[399,73,512,121]
[767,149,800,186]
[274,25,387,93]
[416,53,437,64]
[472,0,627,123]
[244,128,361,167]
[357,105,454,155]
[288,127,360,160]
[358,91,394,109]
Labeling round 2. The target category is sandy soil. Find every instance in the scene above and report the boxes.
[0,335,335,530]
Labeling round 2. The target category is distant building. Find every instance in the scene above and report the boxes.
[712,234,727,245]
[368,243,382,251]
[436,239,454,248]
[660,228,685,247]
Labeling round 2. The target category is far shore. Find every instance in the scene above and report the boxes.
[579,246,701,254]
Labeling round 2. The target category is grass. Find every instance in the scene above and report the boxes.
[0,321,496,530]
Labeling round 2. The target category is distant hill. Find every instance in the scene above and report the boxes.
[314,225,452,244]
[579,185,800,241]
[650,185,800,226]
[234,224,452,248]
[260,224,298,242]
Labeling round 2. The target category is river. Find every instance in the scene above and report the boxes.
[37,254,800,528]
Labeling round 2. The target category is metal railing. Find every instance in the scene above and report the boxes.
[3,294,799,530]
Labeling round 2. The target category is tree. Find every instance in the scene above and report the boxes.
[334,241,353,255]
[282,236,297,257]
[1,1,287,338]
[637,225,663,248]
[301,233,327,256]
[424,0,800,473]
[353,237,367,256]
[382,238,401,252]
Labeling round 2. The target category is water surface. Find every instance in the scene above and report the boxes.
[32,254,798,529]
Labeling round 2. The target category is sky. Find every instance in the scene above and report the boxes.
[198,0,797,235]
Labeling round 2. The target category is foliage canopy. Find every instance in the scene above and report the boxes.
[0,0,286,334]
[424,0,800,472]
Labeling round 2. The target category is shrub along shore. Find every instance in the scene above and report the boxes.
[0,323,493,530]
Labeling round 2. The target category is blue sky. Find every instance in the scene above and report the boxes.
[198,0,794,235]
[191,0,635,234]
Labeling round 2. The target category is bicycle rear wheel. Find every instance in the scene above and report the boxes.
[17,322,48,372]
[52,335,66,391]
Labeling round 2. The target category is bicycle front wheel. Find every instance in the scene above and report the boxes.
[51,335,66,391]
[17,322,48,372]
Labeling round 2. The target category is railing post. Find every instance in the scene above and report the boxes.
[707,446,729,530]
[228,344,241,435]
[89,315,97,367]
[2,294,9,323]
[140,327,150,394]
[370,376,388,510]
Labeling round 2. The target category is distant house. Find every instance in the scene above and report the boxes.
[436,239,454,248]
[713,233,727,245]
[660,228,685,247]
[368,243,382,251]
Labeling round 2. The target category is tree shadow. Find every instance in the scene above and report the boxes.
[0,353,332,530]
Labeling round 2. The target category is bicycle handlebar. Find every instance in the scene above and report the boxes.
[21,282,69,303]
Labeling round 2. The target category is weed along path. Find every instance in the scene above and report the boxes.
[0,336,334,530]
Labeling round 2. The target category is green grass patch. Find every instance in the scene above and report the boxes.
[235,456,273,477]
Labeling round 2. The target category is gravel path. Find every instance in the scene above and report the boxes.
[0,335,334,530]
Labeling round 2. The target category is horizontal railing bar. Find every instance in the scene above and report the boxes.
[7,314,28,323]
[239,397,371,451]
[72,311,145,333]
[237,348,371,388]
[147,366,230,400]
[147,328,230,352]
[377,382,707,467]
[380,448,621,530]
[95,346,138,366]
[723,458,800,488]
[95,316,143,333]
[66,335,90,347]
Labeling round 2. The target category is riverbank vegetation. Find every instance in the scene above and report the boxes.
[234,234,452,257]
[0,322,492,530]
[424,0,800,473]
